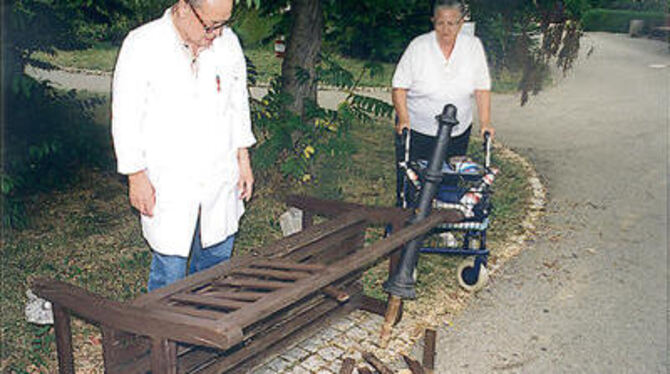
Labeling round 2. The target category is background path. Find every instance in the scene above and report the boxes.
[426,32,668,373]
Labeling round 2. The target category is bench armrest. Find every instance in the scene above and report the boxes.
[31,278,243,350]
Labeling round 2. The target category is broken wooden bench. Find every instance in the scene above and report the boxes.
[32,196,462,374]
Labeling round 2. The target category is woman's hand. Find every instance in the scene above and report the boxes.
[396,121,410,134]
[480,124,495,141]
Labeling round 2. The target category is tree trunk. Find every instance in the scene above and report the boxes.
[280,0,323,119]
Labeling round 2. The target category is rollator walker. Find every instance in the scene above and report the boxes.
[394,108,497,292]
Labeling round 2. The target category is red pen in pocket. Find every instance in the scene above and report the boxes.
[216,75,221,92]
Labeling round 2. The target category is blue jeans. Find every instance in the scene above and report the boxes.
[147,222,235,292]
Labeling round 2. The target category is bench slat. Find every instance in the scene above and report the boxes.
[132,210,366,308]
[250,260,326,272]
[213,278,293,290]
[197,290,267,302]
[169,294,249,310]
[221,211,460,329]
[231,267,312,281]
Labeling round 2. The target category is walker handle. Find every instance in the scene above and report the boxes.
[401,128,410,163]
[483,131,492,168]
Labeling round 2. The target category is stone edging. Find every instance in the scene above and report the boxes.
[368,144,548,364]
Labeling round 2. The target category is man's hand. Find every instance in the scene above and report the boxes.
[237,148,254,202]
[128,170,155,217]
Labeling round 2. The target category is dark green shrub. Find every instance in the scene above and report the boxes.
[582,9,666,33]
[589,0,666,12]
[322,1,432,63]
[2,76,110,228]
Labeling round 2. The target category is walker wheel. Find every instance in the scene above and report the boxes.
[456,258,489,292]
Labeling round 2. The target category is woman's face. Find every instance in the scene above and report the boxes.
[432,7,463,45]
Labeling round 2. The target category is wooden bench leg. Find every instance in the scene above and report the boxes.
[101,326,151,374]
[53,303,75,374]
[302,210,314,230]
[151,338,177,374]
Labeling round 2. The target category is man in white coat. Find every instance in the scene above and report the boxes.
[112,0,255,291]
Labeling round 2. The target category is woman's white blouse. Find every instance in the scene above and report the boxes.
[392,30,491,137]
[112,9,256,256]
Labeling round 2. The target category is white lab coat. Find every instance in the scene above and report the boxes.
[112,9,256,256]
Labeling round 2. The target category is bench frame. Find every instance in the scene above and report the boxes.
[33,196,461,374]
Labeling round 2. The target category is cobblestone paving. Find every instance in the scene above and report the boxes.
[250,309,422,373]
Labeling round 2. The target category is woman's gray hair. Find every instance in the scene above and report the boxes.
[432,0,466,17]
[187,0,206,8]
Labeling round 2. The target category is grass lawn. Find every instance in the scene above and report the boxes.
[1,93,530,372]
[32,44,397,88]
[31,44,523,92]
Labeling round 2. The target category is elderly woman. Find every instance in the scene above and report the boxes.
[392,0,494,167]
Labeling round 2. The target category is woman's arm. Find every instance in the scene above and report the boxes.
[475,89,494,140]
[392,88,410,134]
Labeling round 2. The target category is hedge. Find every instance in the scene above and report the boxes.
[582,9,667,33]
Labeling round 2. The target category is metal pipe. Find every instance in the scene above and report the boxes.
[382,104,459,299]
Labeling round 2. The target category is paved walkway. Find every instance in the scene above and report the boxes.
[427,32,668,373]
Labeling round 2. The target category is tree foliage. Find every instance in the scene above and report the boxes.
[469,0,587,104]
[2,1,111,227]
[252,0,588,106]
[323,0,431,62]
[250,56,392,185]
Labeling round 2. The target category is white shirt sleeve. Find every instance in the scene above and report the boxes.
[472,38,491,91]
[111,34,149,175]
[229,35,256,150]
[392,40,416,89]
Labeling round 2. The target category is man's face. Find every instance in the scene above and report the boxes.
[432,8,463,45]
[184,0,233,48]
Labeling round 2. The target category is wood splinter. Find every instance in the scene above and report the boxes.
[379,294,402,348]
[339,357,355,374]
[357,366,373,374]
[362,351,394,374]
[322,285,350,303]
[401,353,425,374]
[423,328,437,373]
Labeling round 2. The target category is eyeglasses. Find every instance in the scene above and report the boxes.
[187,1,228,34]
[434,16,464,28]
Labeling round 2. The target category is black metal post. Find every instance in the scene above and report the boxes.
[383,104,459,299]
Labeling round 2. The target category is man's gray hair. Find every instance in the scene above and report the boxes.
[432,0,466,17]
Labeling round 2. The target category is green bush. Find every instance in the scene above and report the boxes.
[233,8,281,48]
[582,9,667,33]
[588,0,666,12]
[249,55,393,184]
